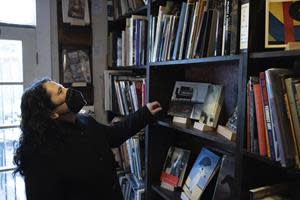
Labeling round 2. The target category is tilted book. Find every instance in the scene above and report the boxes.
[181,147,220,200]
[160,146,191,191]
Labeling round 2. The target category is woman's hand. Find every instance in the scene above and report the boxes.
[146,101,162,115]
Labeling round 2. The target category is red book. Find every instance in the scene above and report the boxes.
[253,84,267,156]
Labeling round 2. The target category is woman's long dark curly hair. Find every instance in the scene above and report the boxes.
[14,77,58,176]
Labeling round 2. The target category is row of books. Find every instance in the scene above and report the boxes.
[111,116,145,200]
[118,173,145,200]
[246,68,300,168]
[160,146,235,200]
[151,0,239,63]
[107,0,147,21]
[112,132,145,180]
[104,70,146,116]
[107,15,148,67]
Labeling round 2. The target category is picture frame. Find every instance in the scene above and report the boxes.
[265,0,300,48]
[62,48,92,85]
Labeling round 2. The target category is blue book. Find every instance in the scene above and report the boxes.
[172,3,187,60]
[181,148,220,200]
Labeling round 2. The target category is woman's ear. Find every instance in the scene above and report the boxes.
[50,112,59,119]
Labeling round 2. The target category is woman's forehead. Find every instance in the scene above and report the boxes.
[43,81,60,93]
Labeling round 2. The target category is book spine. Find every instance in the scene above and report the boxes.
[259,72,275,160]
[253,84,267,156]
[172,3,187,60]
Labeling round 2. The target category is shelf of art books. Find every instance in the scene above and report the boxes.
[249,50,300,59]
[149,55,241,67]
[151,185,181,200]
[157,120,236,154]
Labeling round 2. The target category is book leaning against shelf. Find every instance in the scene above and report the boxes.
[167,81,224,129]
[181,147,221,200]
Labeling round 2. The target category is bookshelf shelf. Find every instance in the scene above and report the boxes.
[243,151,300,175]
[151,185,181,200]
[109,5,148,24]
[157,120,236,154]
[150,55,240,67]
[250,50,300,59]
[243,150,281,168]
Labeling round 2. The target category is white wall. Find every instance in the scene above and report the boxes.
[91,0,108,123]
[36,0,53,78]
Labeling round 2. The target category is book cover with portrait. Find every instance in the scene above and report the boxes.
[160,146,191,191]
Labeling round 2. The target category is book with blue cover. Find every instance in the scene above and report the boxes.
[181,147,220,200]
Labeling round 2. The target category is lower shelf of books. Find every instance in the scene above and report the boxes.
[151,185,181,200]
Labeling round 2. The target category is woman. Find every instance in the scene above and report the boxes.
[13,77,162,200]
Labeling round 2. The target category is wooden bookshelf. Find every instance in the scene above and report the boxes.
[106,0,300,199]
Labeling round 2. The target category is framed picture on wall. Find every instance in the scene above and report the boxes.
[62,48,92,85]
[265,0,300,48]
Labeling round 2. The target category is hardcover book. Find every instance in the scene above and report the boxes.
[181,148,220,200]
[168,81,223,127]
[160,146,191,191]
[212,155,235,200]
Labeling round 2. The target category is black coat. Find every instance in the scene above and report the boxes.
[24,106,154,200]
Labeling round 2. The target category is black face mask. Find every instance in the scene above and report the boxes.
[66,88,87,113]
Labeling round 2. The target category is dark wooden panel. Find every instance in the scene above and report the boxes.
[185,62,240,123]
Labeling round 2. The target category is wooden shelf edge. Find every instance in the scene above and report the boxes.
[150,55,241,66]
[151,185,181,200]
[156,120,236,153]
[243,150,300,175]
[250,50,300,59]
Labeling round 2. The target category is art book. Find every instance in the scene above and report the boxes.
[160,146,191,191]
[168,81,223,126]
[181,148,220,200]
[212,155,235,200]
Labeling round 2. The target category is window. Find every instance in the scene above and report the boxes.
[0,0,36,26]
[0,39,26,200]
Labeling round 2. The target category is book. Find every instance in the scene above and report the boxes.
[168,81,210,120]
[198,84,224,128]
[249,183,289,200]
[259,72,274,160]
[253,83,267,156]
[265,68,296,167]
[160,146,191,191]
[168,81,223,126]
[212,155,235,200]
[181,147,220,200]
